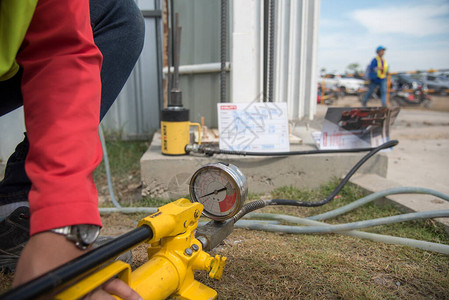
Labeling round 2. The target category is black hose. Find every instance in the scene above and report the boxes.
[233,140,398,222]
[190,140,397,157]
[1,226,153,300]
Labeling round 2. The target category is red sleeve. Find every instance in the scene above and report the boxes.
[16,0,103,235]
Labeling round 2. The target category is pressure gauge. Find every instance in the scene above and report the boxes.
[189,162,248,221]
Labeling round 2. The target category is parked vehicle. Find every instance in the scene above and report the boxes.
[390,73,424,90]
[390,84,432,108]
[410,73,449,96]
[336,76,365,96]
[319,75,365,97]
[439,72,449,80]
[390,74,431,107]
[317,82,336,105]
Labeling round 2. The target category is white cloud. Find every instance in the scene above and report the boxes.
[388,44,449,71]
[351,1,449,37]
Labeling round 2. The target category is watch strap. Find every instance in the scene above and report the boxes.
[50,225,100,250]
[51,226,72,236]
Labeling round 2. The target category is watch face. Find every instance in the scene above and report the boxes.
[76,224,100,245]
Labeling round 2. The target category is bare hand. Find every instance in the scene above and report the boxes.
[84,279,142,300]
[13,232,141,299]
[13,232,86,286]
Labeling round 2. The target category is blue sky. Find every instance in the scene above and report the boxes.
[318,0,449,74]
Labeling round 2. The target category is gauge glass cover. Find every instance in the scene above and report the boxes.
[189,163,247,220]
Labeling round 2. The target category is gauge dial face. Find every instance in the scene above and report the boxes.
[190,163,247,220]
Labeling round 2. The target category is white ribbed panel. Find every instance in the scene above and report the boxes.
[274,0,320,120]
[231,0,320,120]
[230,0,263,103]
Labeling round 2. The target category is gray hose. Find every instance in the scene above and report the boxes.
[99,126,121,208]
[309,186,449,221]
[200,220,279,227]
[240,210,449,234]
[239,213,449,255]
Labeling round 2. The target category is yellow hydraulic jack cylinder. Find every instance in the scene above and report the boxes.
[55,198,226,300]
[161,108,201,155]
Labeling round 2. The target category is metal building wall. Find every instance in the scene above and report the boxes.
[171,0,320,128]
[101,0,321,134]
[101,0,163,140]
[170,0,229,127]
[1,0,320,161]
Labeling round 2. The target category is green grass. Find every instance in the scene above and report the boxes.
[93,135,150,205]
[93,137,149,183]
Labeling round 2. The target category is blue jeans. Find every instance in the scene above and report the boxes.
[362,79,387,107]
[0,0,145,205]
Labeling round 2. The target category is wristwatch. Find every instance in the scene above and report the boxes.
[51,224,100,250]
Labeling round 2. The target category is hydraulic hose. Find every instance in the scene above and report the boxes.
[99,126,122,208]
[233,140,398,221]
[186,139,398,156]
[308,186,449,221]
[240,210,449,234]
[239,213,449,255]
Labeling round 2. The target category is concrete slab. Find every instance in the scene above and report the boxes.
[140,132,388,200]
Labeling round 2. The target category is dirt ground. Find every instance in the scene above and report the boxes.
[329,94,449,113]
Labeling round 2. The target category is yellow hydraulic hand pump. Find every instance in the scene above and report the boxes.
[54,199,226,300]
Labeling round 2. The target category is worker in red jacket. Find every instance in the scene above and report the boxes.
[0,0,144,297]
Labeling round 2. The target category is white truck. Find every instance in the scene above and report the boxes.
[319,76,365,97]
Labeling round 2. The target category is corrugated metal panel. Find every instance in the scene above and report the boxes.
[169,0,228,128]
[101,0,163,139]
[102,0,229,137]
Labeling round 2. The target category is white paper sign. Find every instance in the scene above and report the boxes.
[217,102,289,152]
